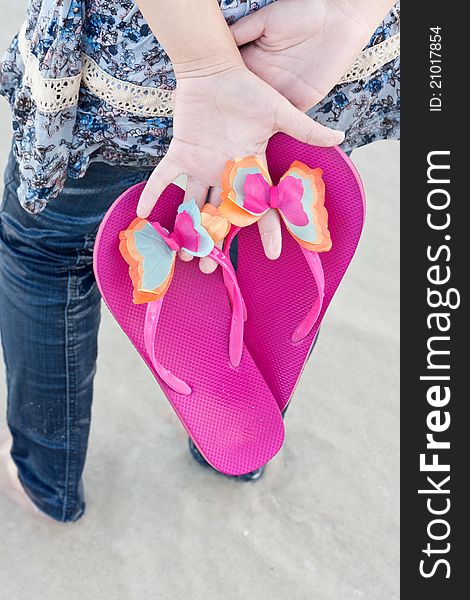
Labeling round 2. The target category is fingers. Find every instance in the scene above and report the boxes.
[208,186,222,208]
[258,209,282,260]
[184,177,210,208]
[200,240,222,274]
[252,155,282,261]
[179,177,210,262]
[230,9,268,46]
[179,249,194,262]
[137,155,182,218]
[276,100,345,147]
[199,186,223,273]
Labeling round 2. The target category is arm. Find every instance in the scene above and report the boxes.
[231,0,398,111]
[333,0,397,31]
[326,0,397,30]
[135,0,243,78]
[134,0,344,265]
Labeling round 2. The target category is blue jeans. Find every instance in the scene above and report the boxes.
[0,145,335,521]
[0,147,153,521]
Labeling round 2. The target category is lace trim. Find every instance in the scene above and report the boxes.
[339,33,400,84]
[18,23,174,117]
[18,24,81,113]
[81,54,174,117]
[18,23,399,117]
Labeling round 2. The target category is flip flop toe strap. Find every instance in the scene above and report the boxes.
[291,248,325,342]
[144,299,192,396]
[223,226,325,344]
[143,247,245,395]
[210,247,244,368]
[222,227,247,322]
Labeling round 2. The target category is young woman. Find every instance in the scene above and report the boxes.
[0,0,399,522]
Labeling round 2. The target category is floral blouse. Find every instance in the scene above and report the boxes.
[0,0,400,213]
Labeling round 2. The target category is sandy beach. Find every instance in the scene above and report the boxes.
[0,4,399,599]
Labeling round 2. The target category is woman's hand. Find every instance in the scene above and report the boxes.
[230,0,395,111]
[137,65,344,270]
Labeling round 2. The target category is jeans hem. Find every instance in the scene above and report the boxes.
[17,471,85,523]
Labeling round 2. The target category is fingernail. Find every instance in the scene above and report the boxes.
[262,235,281,260]
[200,257,217,274]
[179,250,193,262]
[136,205,148,218]
[138,188,158,217]
[332,130,345,145]
[137,196,151,218]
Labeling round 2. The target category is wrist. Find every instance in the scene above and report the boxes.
[328,0,396,33]
[174,51,245,80]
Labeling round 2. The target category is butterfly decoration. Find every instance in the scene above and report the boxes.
[119,199,230,304]
[219,157,332,252]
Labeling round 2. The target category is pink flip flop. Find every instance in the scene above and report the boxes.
[220,133,366,412]
[93,182,284,475]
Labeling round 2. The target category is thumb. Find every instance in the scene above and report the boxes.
[276,99,345,148]
[230,9,268,46]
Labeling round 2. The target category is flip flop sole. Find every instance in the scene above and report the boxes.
[236,133,366,411]
[94,182,284,475]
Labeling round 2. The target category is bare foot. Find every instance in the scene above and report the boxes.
[0,429,53,522]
